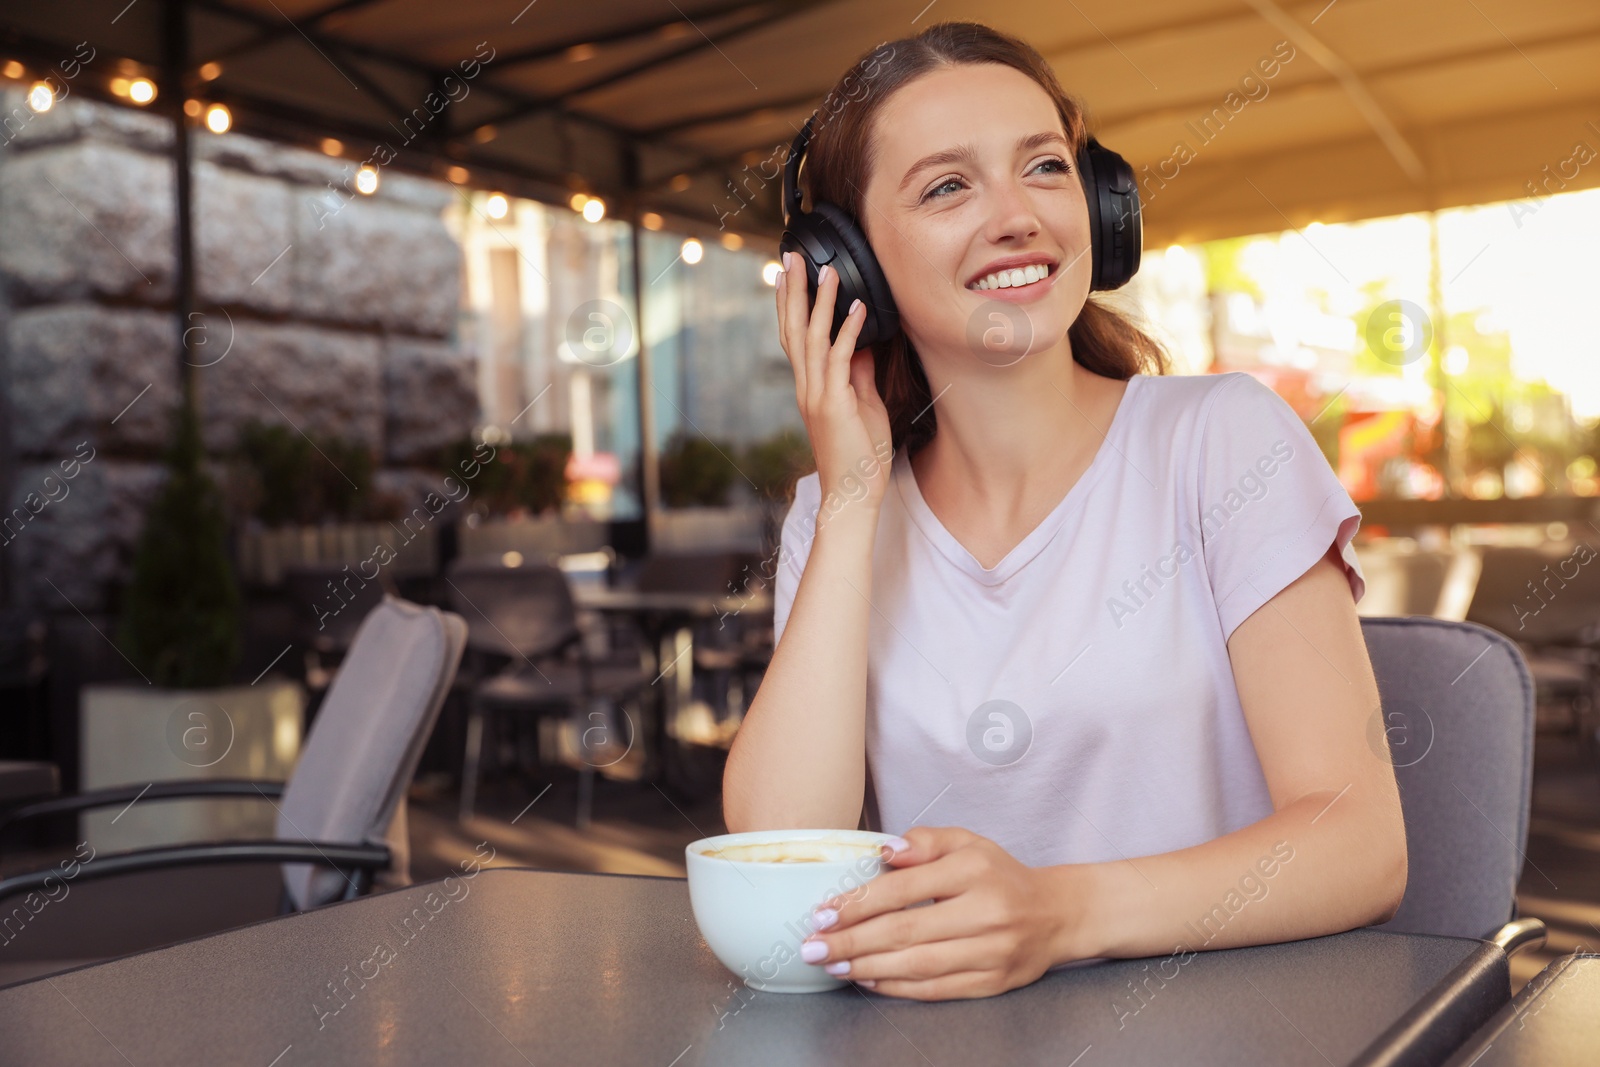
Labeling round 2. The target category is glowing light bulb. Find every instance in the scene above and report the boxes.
[128,78,156,104]
[27,81,54,113]
[762,260,782,286]
[355,165,379,195]
[204,103,231,133]
[486,193,509,219]
[581,197,605,223]
[682,238,703,265]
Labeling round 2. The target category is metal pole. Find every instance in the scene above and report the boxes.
[626,146,659,540]
[163,0,197,411]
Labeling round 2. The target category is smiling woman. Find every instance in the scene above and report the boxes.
[721,21,1407,1003]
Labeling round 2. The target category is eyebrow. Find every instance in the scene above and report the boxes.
[898,130,1072,191]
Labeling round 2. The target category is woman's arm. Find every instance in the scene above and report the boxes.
[1059,543,1407,960]
[721,256,894,833]
[801,545,1408,1000]
[723,503,879,832]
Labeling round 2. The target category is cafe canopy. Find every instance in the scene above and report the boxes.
[4,0,1598,245]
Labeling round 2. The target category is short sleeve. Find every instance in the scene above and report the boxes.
[1196,373,1365,642]
[772,472,822,648]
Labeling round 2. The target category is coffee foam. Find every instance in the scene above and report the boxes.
[697,837,883,864]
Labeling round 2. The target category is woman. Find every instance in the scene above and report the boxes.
[721,21,1407,1002]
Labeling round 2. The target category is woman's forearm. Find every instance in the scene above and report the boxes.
[722,504,881,833]
[1045,786,1408,964]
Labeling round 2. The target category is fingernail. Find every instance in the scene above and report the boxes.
[811,907,838,930]
[782,250,792,271]
[800,940,828,963]
[818,263,832,281]
[883,837,909,856]
[858,979,877,990]
[848,298,862,316]
[824,960,851,976]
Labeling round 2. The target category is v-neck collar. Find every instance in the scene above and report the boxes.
[894,373,1144,587]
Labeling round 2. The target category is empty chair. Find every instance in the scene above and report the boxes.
[1466,544,1600,741]
[0,597,467,983]
[445,557,654,827]
[1363,616,1535,940]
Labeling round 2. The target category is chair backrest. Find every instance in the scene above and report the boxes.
[277,596,467,909]
[443,557,579,660]
[1466,544,1600,645]
[634,551,764,596]
[283,563,396,653]
[1363,617,1535,940]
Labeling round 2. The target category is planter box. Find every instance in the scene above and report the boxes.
[457,514,610,563]
[650,505,771,553]
[237,522,438,586]
[80,681,304,853]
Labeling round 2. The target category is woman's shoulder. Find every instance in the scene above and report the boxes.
[1134,369,1270,417]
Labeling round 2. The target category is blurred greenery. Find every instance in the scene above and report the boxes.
[440,434,571,516]
[742,428,814,502]
[659,432,737,507]
[118,403,240,688]
[234,421,376,525]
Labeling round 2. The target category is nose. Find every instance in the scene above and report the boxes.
[982,174,1042,245]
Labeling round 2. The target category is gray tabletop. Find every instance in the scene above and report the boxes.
[0,868,1499,1066]
[1443,954,1600,1067]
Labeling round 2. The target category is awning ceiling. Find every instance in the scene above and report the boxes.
[3,0,1597,246]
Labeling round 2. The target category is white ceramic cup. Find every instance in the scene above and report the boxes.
[686,828,898,993]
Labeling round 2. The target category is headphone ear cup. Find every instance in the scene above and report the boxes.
[810,201,899,348]
[1078,140,1142,291]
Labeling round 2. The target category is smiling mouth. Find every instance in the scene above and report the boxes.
[968,263,1053,291]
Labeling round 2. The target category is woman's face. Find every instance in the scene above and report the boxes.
[859,62,1092,366]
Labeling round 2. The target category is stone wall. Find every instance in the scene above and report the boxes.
[0,91,479,614]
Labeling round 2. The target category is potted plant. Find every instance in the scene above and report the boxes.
[79,403,303,853]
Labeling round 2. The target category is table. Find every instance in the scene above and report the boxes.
[1441,954,1600,1066]
[0,868,1514,1066]
[573,587,773,786]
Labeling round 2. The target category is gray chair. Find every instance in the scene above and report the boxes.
[446,557,654,828]
[1363,616,1536,940]
[0,596,468,924]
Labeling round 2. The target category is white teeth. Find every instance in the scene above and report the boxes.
[970,264,1051,291]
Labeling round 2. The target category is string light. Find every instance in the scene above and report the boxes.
[128,78,156,104]
[486,193,509,219]
[569,192,589,212]
[204,103,231,133]
[581,197,605,223]
[355,165,379,195]
[762,260,782,286]
[27,82,54,113]
[721,233,743,251]
[681,238,703,265]
[640,212,663,231]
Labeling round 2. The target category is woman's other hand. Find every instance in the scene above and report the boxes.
[799,826,1077,1000]
[777,252,894,515]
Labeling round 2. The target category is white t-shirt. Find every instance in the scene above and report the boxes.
[771,371,1365,868]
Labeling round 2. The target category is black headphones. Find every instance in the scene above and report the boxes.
[778,112,1142,348]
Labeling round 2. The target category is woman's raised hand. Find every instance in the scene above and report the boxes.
[777,251,895,517]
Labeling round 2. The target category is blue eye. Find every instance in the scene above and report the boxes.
[924,178,964,201]
[1032,158,1070,175]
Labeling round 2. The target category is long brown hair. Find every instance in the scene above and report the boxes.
[800,21,1171,462]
